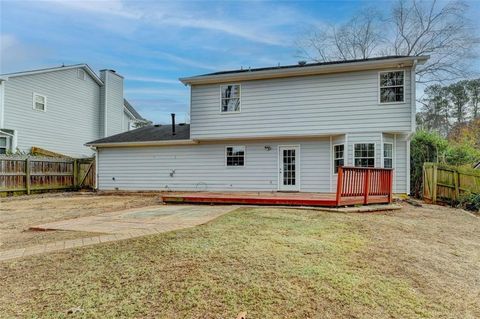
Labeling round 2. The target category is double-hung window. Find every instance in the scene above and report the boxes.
[354,143,375,168]
[226,146,245,167]
[221,85,240,112]
[379,71,404,103]
[333,144,344,174]
[383,143,393,168]
[33,93,47,111]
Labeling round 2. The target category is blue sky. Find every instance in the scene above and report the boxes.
[1,0,479,124]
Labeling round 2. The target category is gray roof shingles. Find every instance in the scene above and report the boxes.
[124,99,144,120]
[194,56,411,77]
[87,124,190,145]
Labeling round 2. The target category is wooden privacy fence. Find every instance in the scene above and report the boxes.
[423,163,480,204]
[336,166,393,205]
[0,156,95,195]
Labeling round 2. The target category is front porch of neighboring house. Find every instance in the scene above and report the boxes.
[162,167,394,207]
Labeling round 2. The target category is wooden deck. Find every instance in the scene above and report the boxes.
[162,167,393,207]
[161,191,390,207]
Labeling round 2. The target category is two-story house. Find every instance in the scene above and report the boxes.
[87,56,428,194]
[0,64,145,157]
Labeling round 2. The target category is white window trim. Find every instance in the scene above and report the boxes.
[219,84,241,114]
[332,143,345,175]
[353,143,376,168]
[378,70,406,105]
[225,145,246,167]
[383,142,394,169]
[32,93,47,112]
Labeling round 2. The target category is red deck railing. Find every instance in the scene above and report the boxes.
[335,166,393,206]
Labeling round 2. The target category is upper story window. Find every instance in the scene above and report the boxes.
[226,146,245,166]
[77,69,86,80]
[379,71,404,103]
[384,143,393,168]
[33,93,47,112]
[354,143,375,168]
[333,144,344,174]
[221,84,240,113]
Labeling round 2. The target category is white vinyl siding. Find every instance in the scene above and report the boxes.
[3,68,101,157]
[97,135,408,194]
[190,68,412,139]
[101,71,124,137]
[97,138,331,193]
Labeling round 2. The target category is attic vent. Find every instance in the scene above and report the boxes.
[77,69,86,80]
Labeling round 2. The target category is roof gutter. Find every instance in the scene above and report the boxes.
[180,56,430,85]
[86,139,198,148]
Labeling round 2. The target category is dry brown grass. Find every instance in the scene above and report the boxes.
[0,200,478,318]
[0,193,160,250]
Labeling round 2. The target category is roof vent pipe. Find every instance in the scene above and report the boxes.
[171,113,176,135]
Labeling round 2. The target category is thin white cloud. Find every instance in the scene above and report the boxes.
[124,88,187,97]
[0,34,49,73]
[154,52,218,71]
[126,75,179,84]
[45,0,294,46]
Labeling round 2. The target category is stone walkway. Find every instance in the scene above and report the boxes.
[0,205,238,262]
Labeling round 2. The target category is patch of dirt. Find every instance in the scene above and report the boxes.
[0,193,161,250]
[344,202,480,318]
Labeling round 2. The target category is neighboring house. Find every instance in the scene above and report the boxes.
[87,56,429,194]
[0,64,145,157]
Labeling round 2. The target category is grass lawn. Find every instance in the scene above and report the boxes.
[1,203,479,318]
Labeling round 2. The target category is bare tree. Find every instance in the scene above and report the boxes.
[389,0,478,82]
[297,0,479,83]
[297,8,385,62]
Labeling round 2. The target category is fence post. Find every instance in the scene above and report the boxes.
[432,164,438,204]
[73,159,78,188]
[25,157,31,195]
[363,169,371,205]
[453,170,460,202]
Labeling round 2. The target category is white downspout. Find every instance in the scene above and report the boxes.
[406,59,417,195]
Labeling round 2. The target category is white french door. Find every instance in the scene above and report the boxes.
[278,146,300,191]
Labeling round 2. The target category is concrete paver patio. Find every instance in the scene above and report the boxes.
[0,205,238,262]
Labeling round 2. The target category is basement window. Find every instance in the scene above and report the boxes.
[333,144,344,174]
[226,146,245,167]
[32,93,47,112]
[379,71,404,103]
[354,143,375,168]
[221,84,240,112]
